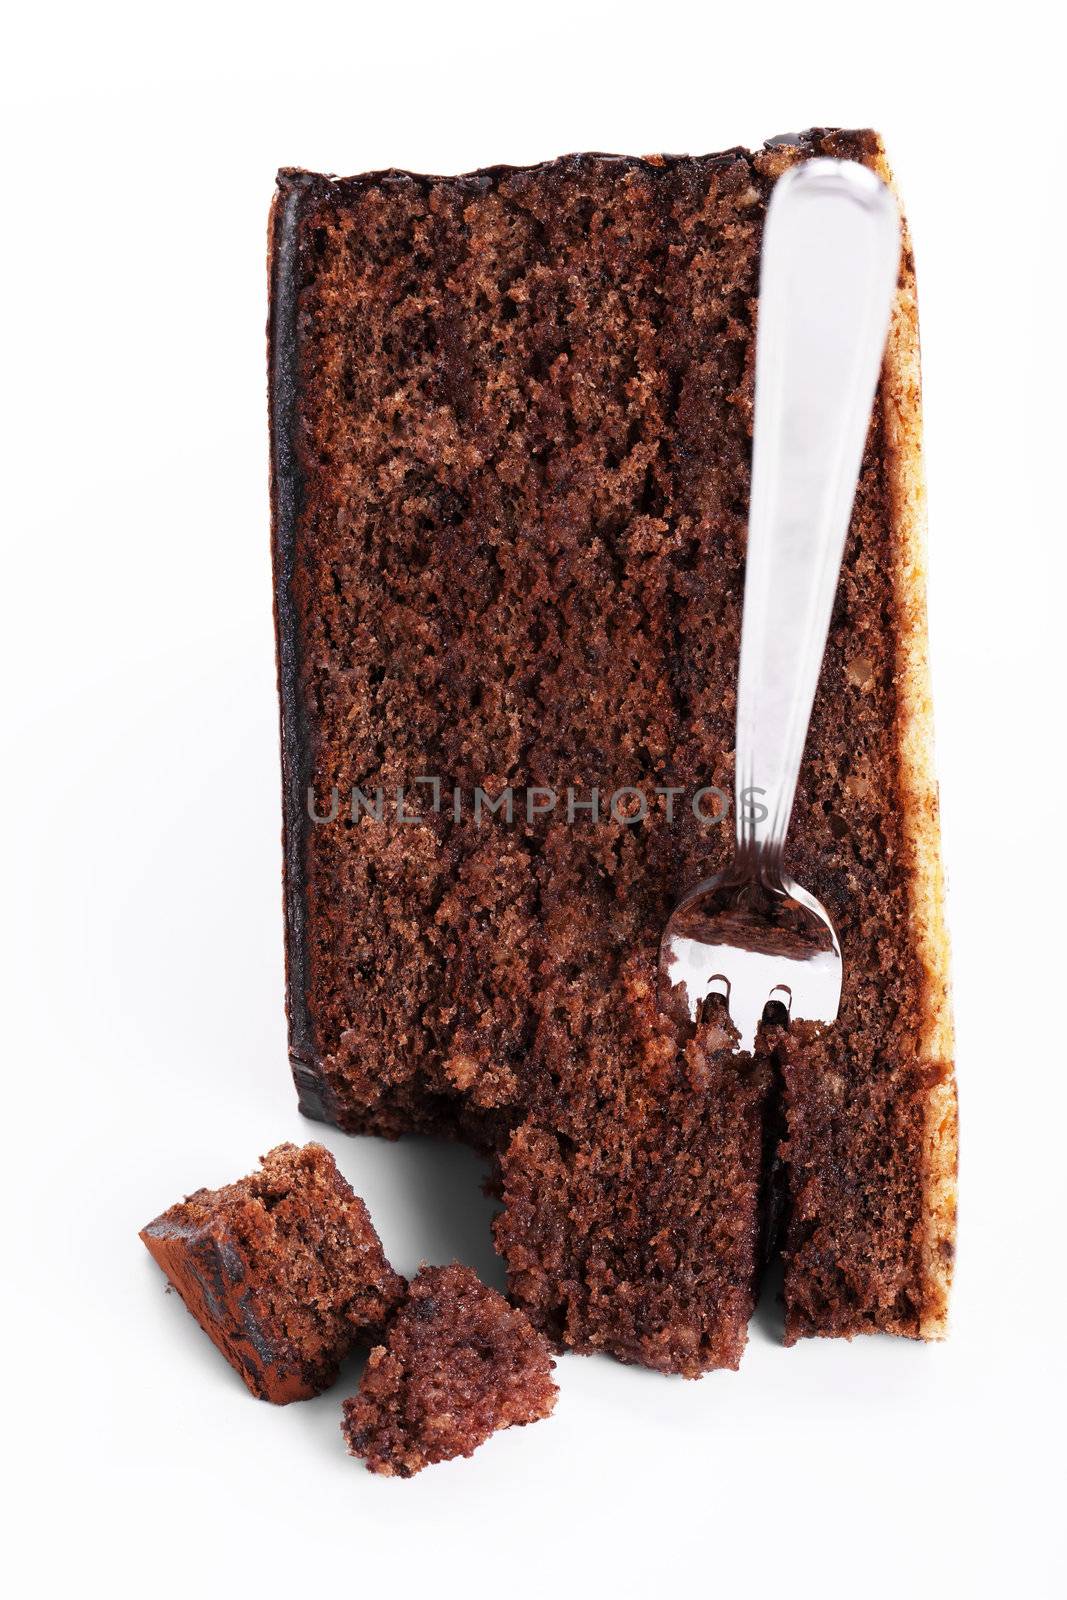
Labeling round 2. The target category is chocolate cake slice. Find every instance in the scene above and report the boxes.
[268,128,956,1371]
[141,1143,405,1401]
[342,1263,557,1476]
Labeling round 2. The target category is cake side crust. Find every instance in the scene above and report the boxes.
[268,177,332,1119]
[875,147,958,1337]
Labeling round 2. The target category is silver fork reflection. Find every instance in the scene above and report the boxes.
[659,159,901,1049]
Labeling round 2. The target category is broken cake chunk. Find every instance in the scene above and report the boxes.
[342,1263,557,1475]
[140,1142,405,1402]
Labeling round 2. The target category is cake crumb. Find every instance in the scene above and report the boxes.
[342,1264,557,1476]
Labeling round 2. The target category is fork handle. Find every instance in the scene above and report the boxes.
[735,159,901,869]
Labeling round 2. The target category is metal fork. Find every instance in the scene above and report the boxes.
[659,159,901,1049]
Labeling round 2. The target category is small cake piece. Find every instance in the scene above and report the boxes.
[140,1142,405,1402]
[342,1264,557,1476]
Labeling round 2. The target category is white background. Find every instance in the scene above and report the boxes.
[4,3,1065,1596]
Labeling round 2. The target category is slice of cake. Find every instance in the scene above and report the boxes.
[268,127,956,1370]
[342,1263,557,1476]
[140,1143,406,1402]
